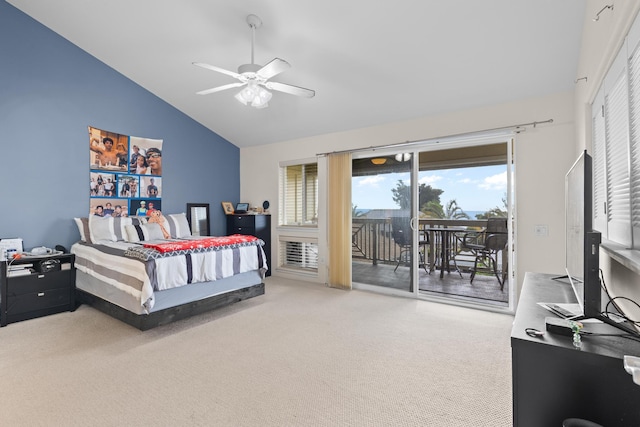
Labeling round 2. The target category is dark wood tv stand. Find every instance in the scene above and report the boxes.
[511,272,640,426]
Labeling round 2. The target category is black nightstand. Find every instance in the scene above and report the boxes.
[227,214,271,276]
[1,254,76,327]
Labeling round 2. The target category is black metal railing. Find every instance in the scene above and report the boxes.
[352,218,488,267]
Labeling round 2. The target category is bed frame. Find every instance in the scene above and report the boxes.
[75,283,265,330]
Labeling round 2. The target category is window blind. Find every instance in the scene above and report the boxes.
[604,62,632,246]
[593,91,607,234]
[280,163,318,226]
[592,14,640,249]
[630,41,640,243]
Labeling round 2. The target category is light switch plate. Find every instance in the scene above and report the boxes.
[534,225,549,236]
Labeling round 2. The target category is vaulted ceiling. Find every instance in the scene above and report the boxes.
[7,0,586,147]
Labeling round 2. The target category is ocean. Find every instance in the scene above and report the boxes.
[355,209,486,219]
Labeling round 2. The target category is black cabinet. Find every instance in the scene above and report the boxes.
[511,272,640,426]
[1,254,76,326]
[227,214,271,277]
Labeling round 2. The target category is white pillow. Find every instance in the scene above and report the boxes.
[89,215,117,242]
[165,213,192,238]
[112,217,132,241]
[125,222,165,242]
[75,216,149,243]
[128,216,148,224]
[112,216,146,241]
[74,217,92,243]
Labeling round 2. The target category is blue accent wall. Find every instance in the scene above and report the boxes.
[0,2,239,251]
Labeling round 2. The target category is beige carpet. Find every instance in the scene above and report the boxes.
[0,277,513,426]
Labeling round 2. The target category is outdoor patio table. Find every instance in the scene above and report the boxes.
[422,227,466,279]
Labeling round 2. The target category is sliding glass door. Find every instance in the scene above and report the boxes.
[415,142,512,306]
[351,136,515,310]
[351,151,416,293]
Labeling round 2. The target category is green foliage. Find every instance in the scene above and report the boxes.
[422,199,470,219]
[475,194,508,219]
[391,180,443,210]
[422,200,444,218]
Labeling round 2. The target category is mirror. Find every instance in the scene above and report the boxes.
[186,203,210,236]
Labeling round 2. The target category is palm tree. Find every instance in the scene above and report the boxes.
[422,200,444,218]
[476,194,507,219]
[422,199,469,220]
[444,199,470,220]
[352,204,366,218]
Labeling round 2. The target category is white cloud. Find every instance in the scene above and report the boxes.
[479,171,507,191]
[357,175,386,187]
[419,174,443,185]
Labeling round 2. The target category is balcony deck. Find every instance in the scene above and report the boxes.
[352,217,509,308]
[352,260,509,307]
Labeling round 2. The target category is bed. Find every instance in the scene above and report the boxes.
[71,214,267,330]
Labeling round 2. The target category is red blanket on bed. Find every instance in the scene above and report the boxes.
[142,234,259,253]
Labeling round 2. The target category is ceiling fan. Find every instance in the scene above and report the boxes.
[193,14,315,109]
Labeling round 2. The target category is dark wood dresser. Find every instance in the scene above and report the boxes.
[226,214,271,276]
[1,254,76,326]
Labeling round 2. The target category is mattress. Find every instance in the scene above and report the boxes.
[75,269,263,315]
[71,239,267,314]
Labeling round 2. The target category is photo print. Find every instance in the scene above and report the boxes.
[88,126,163,217]
[90,198,128,218]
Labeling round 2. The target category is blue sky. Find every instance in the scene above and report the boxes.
[352,164,507,213]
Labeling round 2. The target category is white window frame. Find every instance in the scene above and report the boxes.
[592,13,640,250]
[279,159,318,228]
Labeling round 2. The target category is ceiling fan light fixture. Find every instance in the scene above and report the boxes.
[235,82,272,108]
[371,158,387,165]
[236,82,257,104]
[252,86,272,108]
[395,153,411,162]
[194,14,315,104]
[234,90,248,105]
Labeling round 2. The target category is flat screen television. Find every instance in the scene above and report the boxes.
[564,150,601,318]
[562,149,638,335]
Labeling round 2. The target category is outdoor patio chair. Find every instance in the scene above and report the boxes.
[391,217,429,273]
[461,217,508,290]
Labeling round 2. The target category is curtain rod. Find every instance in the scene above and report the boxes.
[316,118,553,157]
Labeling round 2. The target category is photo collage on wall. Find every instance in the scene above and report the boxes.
[88,126,163,218]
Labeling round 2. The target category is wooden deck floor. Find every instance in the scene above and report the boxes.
[352,260,509,308]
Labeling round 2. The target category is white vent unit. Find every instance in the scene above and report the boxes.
[279,236,318,272]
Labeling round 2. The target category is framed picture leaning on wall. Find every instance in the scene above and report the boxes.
[221,202,234,215]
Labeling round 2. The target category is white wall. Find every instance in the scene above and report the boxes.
[241,90,576,299]
[239,0,640,320]
[574,1,640,313]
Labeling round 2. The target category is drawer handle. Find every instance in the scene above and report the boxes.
[37,292,45,297]
[37,274,45,279]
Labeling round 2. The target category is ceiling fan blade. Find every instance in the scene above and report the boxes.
[196,82,245,96]
[193,62,242,80]
[257,58,290,80]
[266,81,315,98]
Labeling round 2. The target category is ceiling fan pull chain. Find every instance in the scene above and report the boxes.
[250,22,255,65]
[247,14,261,66]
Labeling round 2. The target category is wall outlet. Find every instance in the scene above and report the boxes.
[534,224,549,237]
